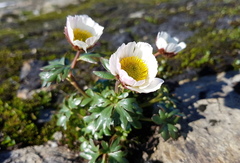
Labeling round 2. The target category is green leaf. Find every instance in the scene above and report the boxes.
[84,106,113,137]
[110,138,121,152]
[108,151,128,163]
[117,98,137,113]
[68,96,82,109]
[101,89,115,98]
[115,98,142,130]
[40,71,57,82]
[168,124,178,139]
[130,117,142,129]
[101,141,109,151]
[173,116,181,124]
[93,71,115,80]
[167,109,180,118]
[159,110,167,120]
[152,115,164,125]
[100,57,110,72]
[1,136,11,144]
[161,125,170,141]
[86,89,95,97]
[57,115,67,129]
[62,66,70,79]
[80,97,92,107]
[79,53,101,64]
[40,57,70,86]
[80,139,101,162]
[90,94,111,108]
[59,57,66,65]
[117,92,129,99]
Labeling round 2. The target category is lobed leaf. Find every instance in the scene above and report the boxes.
[93,71,115,80]
[78,53,101,64]
[100,57,110,72]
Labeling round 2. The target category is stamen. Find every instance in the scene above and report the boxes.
[73,28,93,42]
[120,56,148,81]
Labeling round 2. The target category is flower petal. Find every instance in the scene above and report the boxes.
[122,42,136,58]
[119,70,137,86]
[109,53,120,76]
[165,43,177,53]
[175,42,187,53]
[73,40,89,52]
[127,78,164,93]
[156,37,167,49]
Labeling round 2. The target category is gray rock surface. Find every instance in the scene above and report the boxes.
[0,145,81,163]
[150,71,240,163]
[17,59,47,99]
[0,0,80,17]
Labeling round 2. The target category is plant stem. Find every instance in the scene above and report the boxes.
[140,96,160,107]
[140,90,164,107]
[68,50,89,97]
[114,80,120,94]
[139,117,153,122]
[154,51,160,57]
[67,76,88,97]
[109,134,117,145]
[71,50,81,69]
[102,154,107,163]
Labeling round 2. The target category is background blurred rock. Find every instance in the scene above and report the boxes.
[0,0,80,17]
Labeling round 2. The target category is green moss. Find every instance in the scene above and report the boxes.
[0,50,24,82]
[0,29,21,38]
[0,82,58,149]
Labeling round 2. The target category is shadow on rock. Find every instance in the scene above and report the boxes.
[173,70,240,138]
[149,71,240,163]
[224,90,240,110]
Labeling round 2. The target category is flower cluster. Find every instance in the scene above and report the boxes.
[64,15,186,93]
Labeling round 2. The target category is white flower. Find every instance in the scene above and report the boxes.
[109,42,164,93]
[64,15,104,52]
[156,31,186,56]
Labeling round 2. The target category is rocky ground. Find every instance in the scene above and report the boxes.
[0,145,81,163]
[0,0,240,162]
[1,71,239,163]
[151,71,240,163]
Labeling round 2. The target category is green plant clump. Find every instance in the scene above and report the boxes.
[38,13,186,162]
[0,80,58,150]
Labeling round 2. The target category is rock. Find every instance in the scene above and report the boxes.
[150,71,240,163]
[17,59,47,99]
[129,10,145,19]
[102,31,134,51]
[37,108,55,123]
[0,145,82,163]
[0,0,81,18]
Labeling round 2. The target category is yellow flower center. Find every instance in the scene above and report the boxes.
[120,56,148,81]
[73,28,93,42]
